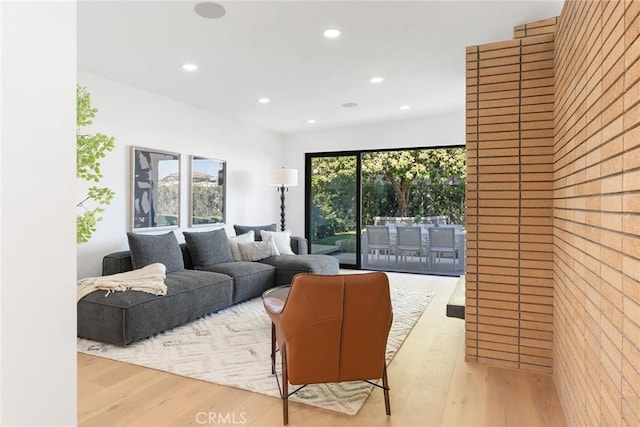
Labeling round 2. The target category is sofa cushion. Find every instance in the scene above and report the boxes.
[77,269,233,345]
[259,254,340,285]
[260,230,295,255]
[127,231,184,273]
[228,230,255,261]
[238,240,278,261]
[233,224,277,241]
[183,229,235,267]
[198,261,275,304]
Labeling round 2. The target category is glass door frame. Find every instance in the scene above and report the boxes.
[304,151,362,269]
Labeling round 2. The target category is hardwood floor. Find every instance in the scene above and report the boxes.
[78,273,566,426]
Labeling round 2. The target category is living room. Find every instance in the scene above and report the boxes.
[2,0,639,426]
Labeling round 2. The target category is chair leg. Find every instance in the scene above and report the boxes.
[382,364,391,416]
[271,322,276,375]
[282,346,289,425]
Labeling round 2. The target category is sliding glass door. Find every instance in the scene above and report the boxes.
[306,153,360,268]
[306,146,466,275]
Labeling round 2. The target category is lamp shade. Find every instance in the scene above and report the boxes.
[269,168,298,187]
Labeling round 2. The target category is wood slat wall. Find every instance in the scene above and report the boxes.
[553,0,640,425]
[467,2,640,425]
[514,17,559,39]
[465,28,555,373]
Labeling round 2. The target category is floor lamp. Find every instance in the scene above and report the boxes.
[269,168,298,231]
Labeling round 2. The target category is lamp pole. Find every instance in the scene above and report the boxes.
[278,185,287,231]
[269,168,297,232]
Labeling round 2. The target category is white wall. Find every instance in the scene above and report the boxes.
[281,111,465,233]
[76,72,285,278]
[0,1,4,421]
[1,1,77,425]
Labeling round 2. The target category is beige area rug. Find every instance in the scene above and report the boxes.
[77,282,434,416]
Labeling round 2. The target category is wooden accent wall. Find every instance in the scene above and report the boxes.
[466,1,640,424]
[466,30,555,373]
[553,0,640,425]
[514,17,559,39]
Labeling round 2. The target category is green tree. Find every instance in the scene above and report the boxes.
[77,85,115,243]
[310,148,467,238]
[411,147,467,224]
[362,148,466,219]
[361,176,396,226]
[310,156,357,237]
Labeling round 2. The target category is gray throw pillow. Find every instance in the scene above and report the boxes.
[233,224,277,241]
[183,228,235,267]
[127,231,184,273]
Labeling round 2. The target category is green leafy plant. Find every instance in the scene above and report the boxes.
[77,84,115,243]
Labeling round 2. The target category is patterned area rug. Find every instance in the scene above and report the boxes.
[77,284,434,416]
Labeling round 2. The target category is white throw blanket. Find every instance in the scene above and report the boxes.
[77,263,167,302]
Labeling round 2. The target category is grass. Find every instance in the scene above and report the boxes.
[314,231,357,245]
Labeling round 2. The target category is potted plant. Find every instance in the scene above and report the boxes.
[76,84,115,243]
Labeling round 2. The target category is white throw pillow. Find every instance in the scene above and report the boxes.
[228,230,254,261]
[260,230,294,255]
[237,240,278,261]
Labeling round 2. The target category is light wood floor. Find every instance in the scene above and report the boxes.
[78,272,567,426]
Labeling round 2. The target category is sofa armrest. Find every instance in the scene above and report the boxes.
[290,236,309,255]
[102,251,134,275]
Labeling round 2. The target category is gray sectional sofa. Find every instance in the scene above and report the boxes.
[77,227,339,346]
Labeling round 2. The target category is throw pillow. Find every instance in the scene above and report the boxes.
[228,230,255,261]
[238,240,278,261]
[233,224,277,241]
[261,230,295,255]
[183,228,235,267]
[127,231,184,273]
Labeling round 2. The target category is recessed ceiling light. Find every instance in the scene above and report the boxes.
[369,77,384,84]
[194,2,226,19]
[342,102,358,108]
[308,119,317,124]
[400,105,410,110]
[182,63,198,71]
[323,29,341,39]
[258,97,270,104]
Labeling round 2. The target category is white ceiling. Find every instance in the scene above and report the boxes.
[77,1,564,134]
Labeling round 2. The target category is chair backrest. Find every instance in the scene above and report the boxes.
[366,226,390,246]
[428,226,455,248]
[396,226,421,247]
[279,272,393,385]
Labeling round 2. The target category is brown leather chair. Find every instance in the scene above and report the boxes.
[262,272,393,425]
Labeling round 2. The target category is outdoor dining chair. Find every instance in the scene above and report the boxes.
[428,226,456,270]
[366,226,392,262]
[395,226,422,264]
